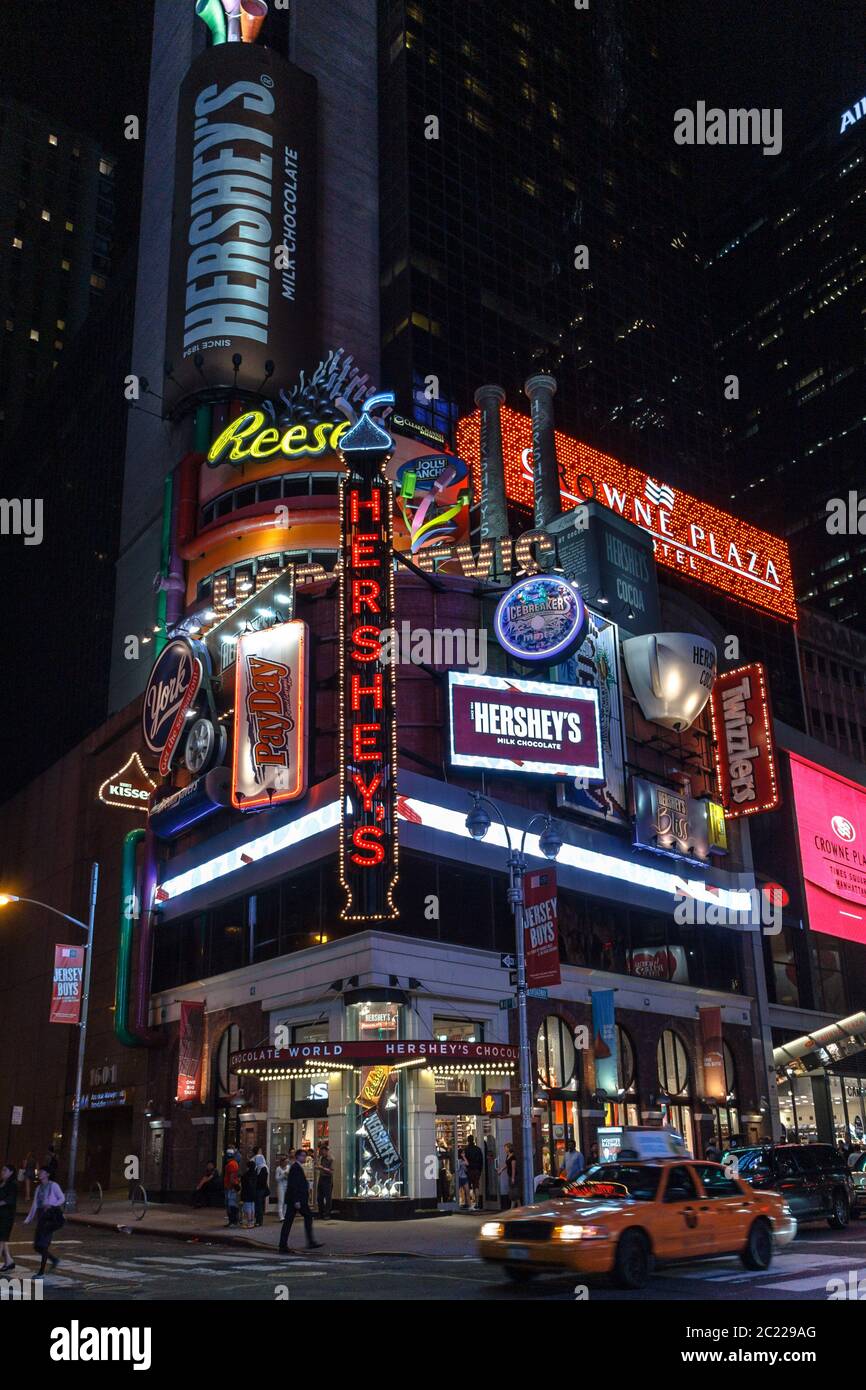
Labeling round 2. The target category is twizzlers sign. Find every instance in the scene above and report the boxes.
[339,464,399,920]
[709,662,780,818]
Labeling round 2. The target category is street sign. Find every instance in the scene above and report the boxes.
[527,987,549,999]
[500,952,517,969]
[10,1106,23,1125]
[498,997,516,1011]
[509,970,518,986]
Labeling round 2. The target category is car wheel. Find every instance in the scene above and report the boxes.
[503,1265,536,1283]
[828,1191,850,1230]
[741,1218,773,1270]
[613,1230,651,1289]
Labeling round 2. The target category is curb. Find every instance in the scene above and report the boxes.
[64,1213,479,1261]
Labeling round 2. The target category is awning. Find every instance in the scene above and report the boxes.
[230,1040,518,1080]
[772,1011,866,1068]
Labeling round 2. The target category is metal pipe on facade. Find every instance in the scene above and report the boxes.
[524,373,561,528]
[130,827,165,1046]
[474,384,509,570]
[114,828,146,1047]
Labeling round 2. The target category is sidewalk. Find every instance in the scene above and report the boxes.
[66,1200,490,1258]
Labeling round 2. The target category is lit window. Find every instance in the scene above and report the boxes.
[65,221,74,232]
[98,158,114,176]
[4,320,13,332]
[30,329,39,342]
[41,209,51,222]
[56,318,65,330]
[54,339,63,351]
[90,272,107,290]
[48,134,58,146]
[12,237,22,249]
[61,258,70,270]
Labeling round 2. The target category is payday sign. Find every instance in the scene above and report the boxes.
[232,621,308,810]
[448,672,603,780]
[457,406,797,620]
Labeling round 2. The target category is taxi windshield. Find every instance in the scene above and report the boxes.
[582,1163,662,1200]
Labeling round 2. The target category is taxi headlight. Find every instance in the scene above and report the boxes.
[553,1223,608,1242]
[480,1222,504,1239]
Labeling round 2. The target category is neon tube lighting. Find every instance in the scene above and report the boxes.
[157,794,750,913]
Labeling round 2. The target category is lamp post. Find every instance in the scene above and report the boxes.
[0,863,99,1212]
[465,796,562,1207]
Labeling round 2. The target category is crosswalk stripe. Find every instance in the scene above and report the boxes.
[693,1251,860,1283]
[762,1272,855,1293]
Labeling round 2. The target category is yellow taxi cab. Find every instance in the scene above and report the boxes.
[478,1159,797,1289]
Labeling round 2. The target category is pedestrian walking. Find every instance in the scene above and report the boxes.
[561,1139,586,1182]
[465,1133,484,1210]
[456,1148,470,1208]
[274,1153,289,1218]
[278,1148,323,1254]
[192,1161,219,1208]
[504,1142,519,1207]
[316,1142,334,1219]
[253,1149,269,1226]
[24,1167,65,1275]
[497,1149,512,1211]
[705,1136,722,1163]
[0,1162,18,1270]
[223,1148,240,1226]
[240,1159,257,1228]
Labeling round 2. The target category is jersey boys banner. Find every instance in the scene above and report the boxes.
[164,42,317,413]
[339,474,399,920]
[523,868,561,988]
[448,672,603,780]
[710,662,780,818]
[232,621,308,809]
[176,1001,205,1103]
[50,945,85,1024]
[790,753,866,944]
[456,405,797,620]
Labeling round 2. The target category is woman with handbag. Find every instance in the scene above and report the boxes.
[23,1166,65,1275]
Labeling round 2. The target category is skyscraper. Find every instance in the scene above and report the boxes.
[708,98,866,625]
[378,0,724,497]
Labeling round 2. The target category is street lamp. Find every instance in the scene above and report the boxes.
[0,864,99,1212]
[465,795,561,1207]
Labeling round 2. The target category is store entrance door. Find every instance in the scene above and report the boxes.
[435,1115,487,1208]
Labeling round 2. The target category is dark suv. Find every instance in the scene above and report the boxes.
[732,1144,853,1229]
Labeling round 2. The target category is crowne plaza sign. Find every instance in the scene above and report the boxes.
[456,406,797,620]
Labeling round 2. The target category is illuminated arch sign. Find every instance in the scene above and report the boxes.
[456,406,797,620]
[494,575,587,662]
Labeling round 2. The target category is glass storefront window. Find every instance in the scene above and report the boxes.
[536,1016,577,1090]
[657,1029,695,1155]
[348,1002,405,1199]
[433,1016,482,1095]
[604,1025,639,1129]
[769,928,800,1008]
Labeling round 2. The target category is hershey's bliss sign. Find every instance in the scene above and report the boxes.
[164,43,316,412]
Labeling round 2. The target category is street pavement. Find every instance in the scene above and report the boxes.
[3,1209,866,1300]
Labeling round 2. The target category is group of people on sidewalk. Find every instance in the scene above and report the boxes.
[0,1144,66,1276]
[211,1141,334,1251]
